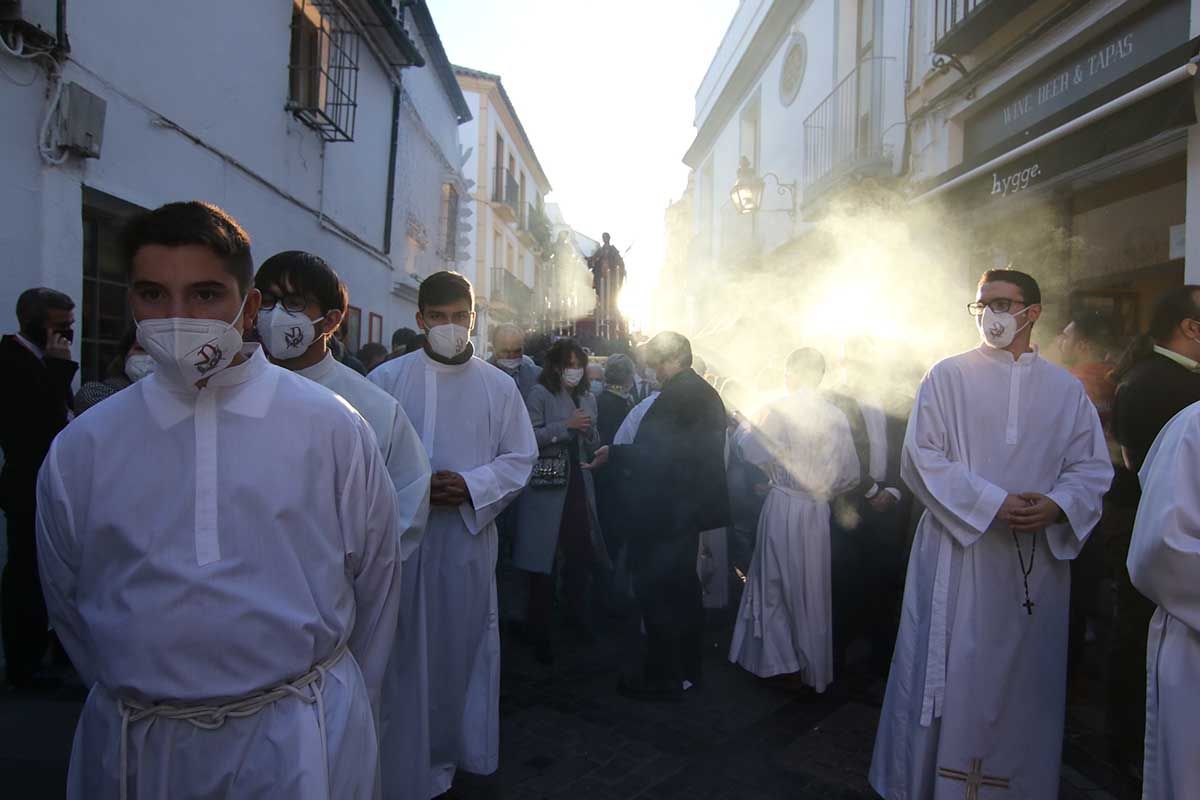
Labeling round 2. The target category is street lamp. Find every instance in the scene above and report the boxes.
[729,156,797,219]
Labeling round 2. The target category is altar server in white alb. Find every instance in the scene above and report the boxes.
[253,250,430,561]
[1127,401,1200,800]
[370,271,537,800]
[728,348,859,691]
[870,270,1112,800]
[35,202,403,799]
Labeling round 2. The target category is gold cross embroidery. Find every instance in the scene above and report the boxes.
[937,757,1011,799]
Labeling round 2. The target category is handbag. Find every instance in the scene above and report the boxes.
[530,452,569,489]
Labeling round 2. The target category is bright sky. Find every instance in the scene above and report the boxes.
[433,0,738,329]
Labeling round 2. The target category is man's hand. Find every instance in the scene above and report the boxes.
[565,408,592,432]
[44,330,72,361]
[581,445,609,471]
[430,471,471,507]
[995,494,1032,529]
[868,489,897,513]
[1008,493,1063,533]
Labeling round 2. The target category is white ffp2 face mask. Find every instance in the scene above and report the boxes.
[426,323,471,359]
[497,357,523,371]
[562,367,585,388]
[979,305,1032,349]
[135,295,249,387]
[124,353,156,382]
[258,307,320,360]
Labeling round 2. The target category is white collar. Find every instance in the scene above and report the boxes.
[296,349,338,383]
[14,333,44,360]
[142,345,279,429]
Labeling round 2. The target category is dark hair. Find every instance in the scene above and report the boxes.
[103,326,140,381]
[357,342,388,371]
[418,270,474,312]
[1070,309,1116,351]
[784,347,825,387]
[121,201,253,294]
[391,327,419,351]
[645,331,693,370]
[254,251,349,317]
[979,269,1042,305]
[1113,285,1200,380]
[539,338,589,399]
[16,287,74,333]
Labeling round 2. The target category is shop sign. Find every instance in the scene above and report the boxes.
[965,0,1189,158]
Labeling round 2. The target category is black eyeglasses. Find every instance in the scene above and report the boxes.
[967,298,1027,317]
[259,292,309,313]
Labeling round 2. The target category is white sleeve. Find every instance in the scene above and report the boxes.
[1128,410,1200,630]
[35,441,96,688]
[900,375,1007,547]
[383,402,432,562]
[1043,393,1114,560]
[458,385,538,535]
[341,421,403,712]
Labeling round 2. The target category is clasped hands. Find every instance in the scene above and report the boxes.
[998,492,1063,533]
[430,471,470,507]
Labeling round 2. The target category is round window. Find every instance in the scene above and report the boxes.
[779,36,808,107]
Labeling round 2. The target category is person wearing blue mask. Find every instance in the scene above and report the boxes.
[35,202,403,799]
[487,323,540,400]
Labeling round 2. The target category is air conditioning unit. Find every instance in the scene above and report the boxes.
[0,0,59,47]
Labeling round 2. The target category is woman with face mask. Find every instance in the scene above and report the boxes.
[74,327,156,414]
[511,339,611,663]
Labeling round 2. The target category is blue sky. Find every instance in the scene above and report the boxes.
[431,0,737,322]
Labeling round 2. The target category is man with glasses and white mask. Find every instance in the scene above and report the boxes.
[35,202,404,799]
[369,270,537,800]
[488,322,541,400]
[870,269,1112,800]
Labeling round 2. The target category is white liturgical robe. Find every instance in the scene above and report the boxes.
[869,345,1111,800]
[728,390,860,690]
[298,351,431,561]
[35,346,403,800]
[1127,401,1200,800]
[369,349,537,799]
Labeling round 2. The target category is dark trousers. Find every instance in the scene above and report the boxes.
[832,502,905,676]
[527,467,594,637]
[630,531,704,686]
[2,510,48,685]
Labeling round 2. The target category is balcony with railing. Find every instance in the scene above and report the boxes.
[934,0,1038,55]
[802,57,895,204]
[490,267,533,319]
[491,167,520,222]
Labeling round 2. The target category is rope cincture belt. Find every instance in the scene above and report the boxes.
[116,642,349,800]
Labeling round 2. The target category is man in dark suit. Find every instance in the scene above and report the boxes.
[0,288,77,689]
[608,332,730,700]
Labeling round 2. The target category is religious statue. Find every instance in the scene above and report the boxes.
[586,232,627,337]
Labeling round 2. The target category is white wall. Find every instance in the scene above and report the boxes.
[0,0,465,350]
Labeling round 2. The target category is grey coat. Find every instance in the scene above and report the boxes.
[512,384,610,575]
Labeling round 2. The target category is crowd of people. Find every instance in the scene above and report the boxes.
[0,199,1198,799]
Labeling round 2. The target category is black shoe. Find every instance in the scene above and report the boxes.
[617,675,682,703]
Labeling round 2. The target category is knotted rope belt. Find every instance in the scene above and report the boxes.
[116,642,349,800]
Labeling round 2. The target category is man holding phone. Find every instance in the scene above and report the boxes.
[0,287,77,690]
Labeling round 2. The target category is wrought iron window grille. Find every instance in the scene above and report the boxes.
[288,0,361,143]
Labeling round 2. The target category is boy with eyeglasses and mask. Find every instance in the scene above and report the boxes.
[870,269,1112,800]
[35,201,403,799]
[368,270,537,800]
[0,287,76,690]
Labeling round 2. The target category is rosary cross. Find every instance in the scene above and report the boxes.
[937,758,1010,800]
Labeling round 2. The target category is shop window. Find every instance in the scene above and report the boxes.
[80,190,143,383]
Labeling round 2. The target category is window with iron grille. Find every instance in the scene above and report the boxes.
[441,183,460,260]
[288,0,360,142]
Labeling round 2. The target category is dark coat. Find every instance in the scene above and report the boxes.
[596,388,634,447]
[611,369,730,540]
[489,357,542,401]
[0,336,77,513]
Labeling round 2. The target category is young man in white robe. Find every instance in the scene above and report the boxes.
[869,269,1112,800]
[1127,400,1200,800]
[728,348,860,691]
[253,251,432,798]
[35,201,404,799]
[369,271,537,799]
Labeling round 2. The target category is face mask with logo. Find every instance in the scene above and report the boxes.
[135,294,249,387]
[562,367,585,388]
[979,305,1032,349]
[258,307,321,360]
[124,353,156,382]
[497,357,523,371]
[426,323,471,359]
